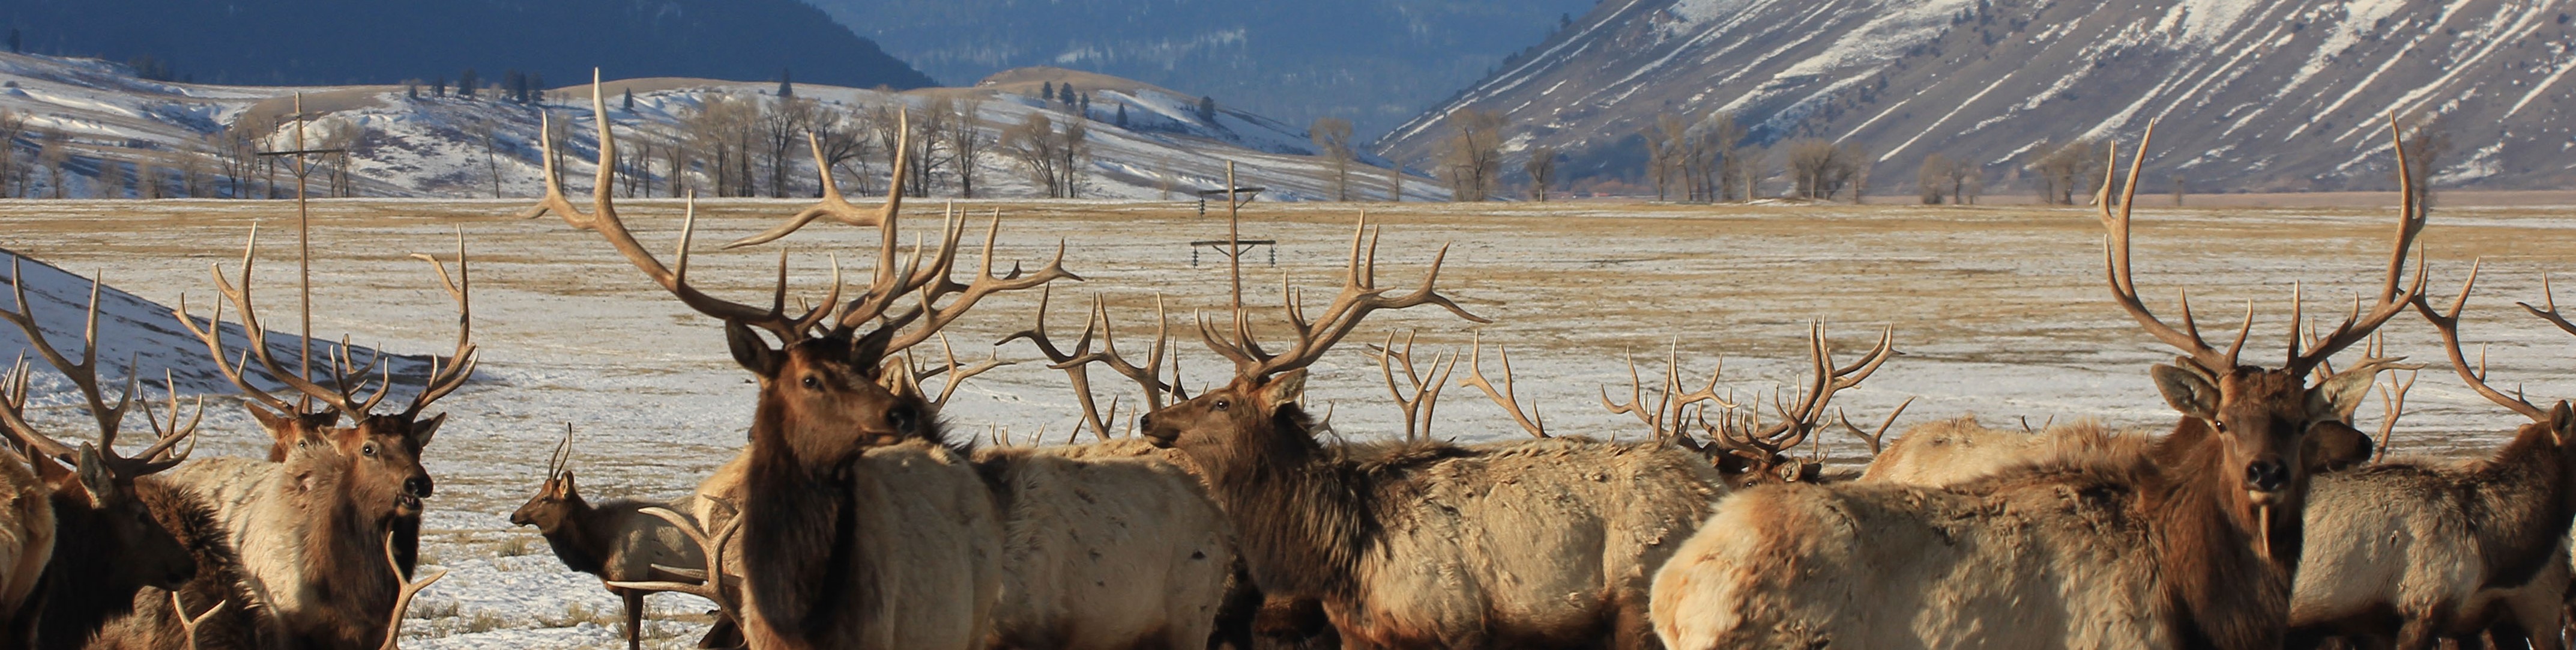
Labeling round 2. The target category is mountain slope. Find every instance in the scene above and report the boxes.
[807,0,1596,138]
[1380,0,2576,192]
[0,0,931,90]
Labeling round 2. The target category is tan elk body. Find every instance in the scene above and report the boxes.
[1648,126,2424,650]
[510,433,705,650]
[971,445,1235,649]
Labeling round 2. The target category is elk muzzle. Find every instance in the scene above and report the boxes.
[2243,458,2290,501]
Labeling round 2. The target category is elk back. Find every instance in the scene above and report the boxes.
[973,445,1234,650]
[731,440,1003,650]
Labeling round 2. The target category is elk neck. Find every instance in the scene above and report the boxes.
[737,384,876,645]
[537,494,612,578]
[2146,417,2300,650]
[2451,419,2575,588]
[1190,405,1375,601]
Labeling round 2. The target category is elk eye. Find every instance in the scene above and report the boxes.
[801,376,821,390]
[1213,399,1230,411]
[362,443,378,457]
[887,404,920,432]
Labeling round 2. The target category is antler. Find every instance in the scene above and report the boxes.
[170,592,228,650]
[1198,214,1489,383]
[400,231,479,420]
[1458,330,1545,438]
[1711,323,1897,463]
[900,333,1010,414]
[2099,121,2254,374]
[170,232,298,416]
[378,530,447,650]
[2282,113,2431,374]
[1000,289,1177,439]
[529,71,839,339]
[2516,273,2576,338]
[1600,341,1728,446]
[1834,396,1914,456]
[723,125,908,249]
[827,207,1079,356]
[2373,364,2416,461]
[544,423,573,483]
[0,258,200,476]
[196,228,400,416]
[1366,330,1456,443]
[604,507,743,628]
[2414,260,2550,421]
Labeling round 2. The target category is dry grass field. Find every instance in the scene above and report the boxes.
[3,196,2574,646]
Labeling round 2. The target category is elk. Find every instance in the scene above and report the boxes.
[0,445,48,640]
[1648,120,2425,650]
[2279,263,2576,649]
[1133,218,1724,650]
[535,73,1066,650]
[162,231,471,649]
[1857,416,2379,487]
[0,262,205,649]
[509,428,707,650]
[1601,323,1898,487]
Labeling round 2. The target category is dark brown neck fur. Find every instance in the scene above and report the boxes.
[2146,419,2300,650]
[738,388,878,646]
[1183,407,1413,603]
[2445,421,2570,588]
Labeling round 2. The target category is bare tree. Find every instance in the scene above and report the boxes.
[1727,142,1766,201]
[1845,142,1869,204]
[1438,108,1506,202]
[1310,117,1356,201]
[2025,139,2104,205]
[812,103,877,196]
[177,144,212,198]
[1918,153,1952,204]
[1697,114,1745,202]
[0,110,24,197]
[2170,173,2186,206]
[1524,145,1558,201]
[762,94,818,198]
[94,157,125,198]
[906,99,955,197]
[944,96,990,198]
[1641,118,1676,201]
[1386,161,1404,201]
[468,117,504,198]
[1058,116,1089,198]
[1001,112,1067,198]
[37,129,68,198]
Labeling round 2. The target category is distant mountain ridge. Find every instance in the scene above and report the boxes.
[0,0,931,90]
[806,0,1597,138]
[1380,0,2576,192]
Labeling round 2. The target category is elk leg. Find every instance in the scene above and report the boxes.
[2400,613,2451,650]
[1611,592,1656,650]
[624,590,644,650]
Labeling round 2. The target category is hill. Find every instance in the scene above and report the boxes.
[1377,0,2576,192]
[0,0,931,90]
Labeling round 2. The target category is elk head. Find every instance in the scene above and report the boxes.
[0,261,203,592]
[2417,263,2576,488]
[531,71,1072,471]
[510,426,585,533]
[1139,217,1487,470]
[2098,118,2425,551]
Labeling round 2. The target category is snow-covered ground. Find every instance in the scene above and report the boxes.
[2,196,2572,647]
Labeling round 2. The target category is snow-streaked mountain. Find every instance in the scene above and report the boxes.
[1379,0,2576,192]
[0,55,1446,202]
[808,0,1597,138]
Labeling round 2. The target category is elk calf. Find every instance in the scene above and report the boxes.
[511,433,705,650]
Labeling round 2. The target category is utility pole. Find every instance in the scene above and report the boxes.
[255,94,347,388]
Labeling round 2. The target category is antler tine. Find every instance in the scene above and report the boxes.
[378,530,447,650]
[2290,113,2433,374]
[606,507,744,626]
[0,259,201,475]
[0,356,77,462]
[1,259,132,441]
[2373,366,2416,461]
[1835,396,1916,456]
[723,130,899,249]
[172,232,298,415]
[546,423,573,481]
[2515,273,2576,338]
[926,333,1009,411]
[400,232,479,419]
[1459,330,1546,438]
[1368,330,1456,442]
[123,368,202,472]
[203,229,379,415]
[170,592,227,650]
[1736,324,1898,458]
[862,210,1080,354]
[2412,259,2548,421]
[2099,121,2237,372]
[999,287,1117,438]
[1601,350,1658,434]
[535,72,810,337]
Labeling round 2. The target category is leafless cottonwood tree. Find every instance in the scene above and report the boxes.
[1440,108,1506,202]
[811,103,878,196]
[1310,116,1355,201]
[1784,139,1866,200]
[762,94,818,198]
[1001,111,1088,198]
[1525,145,1558,201]
[1918,153,1953,204]
[0,109,25,196]
[943,96,990,198]
[37,129,68,198]
[2026,138,2104,205]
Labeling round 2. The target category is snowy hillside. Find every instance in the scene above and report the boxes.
[0,247,439,423]
[1379,0,2576,192]
[0,53,1446,202]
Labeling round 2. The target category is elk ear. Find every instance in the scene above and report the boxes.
[2550,401,2576,446]
[556,470,578,496]
[848,327,897,378]
[726,321,781,377]
[411,413,446,449]
[2308,368,2378,422]
[2150,363,2221,422]
[73,443,115,504]
[29,449,69,487]
[247,404,294,442]
[1258,370,1308,416]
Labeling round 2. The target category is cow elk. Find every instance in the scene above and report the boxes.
[510,427,708,650]
[536,72,1065,650]
[164,231,472,649]
[0,261,205,649]
[2278,263,2576,649]
[1135,217,1723,649]
[1648,119,2426,650]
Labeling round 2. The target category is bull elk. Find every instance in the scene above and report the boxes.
[1602,324,1898,487]
[510,427,707,650]
[0,261,207,649]
[2278,264,2576,649]
[1133,217,1723,649]
[163,231,471,649]
[537,72,1072,649]
[1648,118,2425,650]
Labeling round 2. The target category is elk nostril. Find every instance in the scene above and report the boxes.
[2245,461,2288,491]
[406,477,435,498]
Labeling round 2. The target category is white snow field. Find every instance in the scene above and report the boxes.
[2,196,2573,647]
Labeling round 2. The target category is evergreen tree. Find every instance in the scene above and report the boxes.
[406,84,418,99]
[1041,81,1053,102]
[1058,84,1075,106]
[777,68,793,97]
[1114,103,1127,128]
[1195,96,1217,122]
[432,76,446,98]
[1079,93,1090,115]
[7,29,17,53]
[529,72,544,102]
[505,70,523,103]
[623,88,635,111]
[458,69,478,98]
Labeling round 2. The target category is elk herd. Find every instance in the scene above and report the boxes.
[0,71,2566,650]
